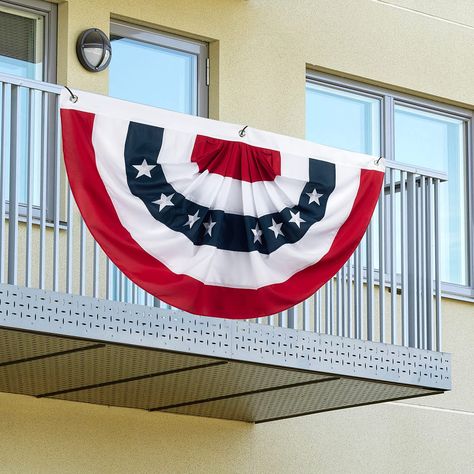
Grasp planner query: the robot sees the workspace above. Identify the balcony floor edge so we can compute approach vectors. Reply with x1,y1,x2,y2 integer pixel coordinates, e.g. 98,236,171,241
0,284,450,423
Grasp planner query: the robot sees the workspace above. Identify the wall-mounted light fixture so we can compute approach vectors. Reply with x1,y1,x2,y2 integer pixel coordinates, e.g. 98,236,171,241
76,28,112,72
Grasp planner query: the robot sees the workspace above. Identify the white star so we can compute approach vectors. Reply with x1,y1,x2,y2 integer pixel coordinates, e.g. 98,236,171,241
288,210,305,228
185,210,200,229
133,159,156,178
306,187,323,205
268,218,284,238
251,223,263,244
153,193,174,211
203,217,216,236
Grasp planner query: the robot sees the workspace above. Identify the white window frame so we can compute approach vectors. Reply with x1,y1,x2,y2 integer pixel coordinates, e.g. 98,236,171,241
306,71,474,301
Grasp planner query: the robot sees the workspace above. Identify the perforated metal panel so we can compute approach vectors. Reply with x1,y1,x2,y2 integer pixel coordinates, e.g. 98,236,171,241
232,325,451,389
0,285,451,390
52,361,332,409
162,378,438,423
0,329,221,396
0,284,450,423
0,329,95,364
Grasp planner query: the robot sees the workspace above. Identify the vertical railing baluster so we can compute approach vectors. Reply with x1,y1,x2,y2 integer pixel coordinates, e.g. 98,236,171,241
366,222,374,341
52,94,60,291
389,168,397,345
93,241,99,298
354,251,358,339
106,258,113,300
378,190,385,343
303,298,310,331
116,270,122,301
415,176,420,347
407,173,417,348
434,179,441,351
336,270,342,336
139,287,146,306
327,279,334,335
7,85,20,285
287,306,297,329
400,171,408,346
39,91,47,289
146,291,154,307
133,282,138,305
278,310,288,328
346,258,352,338
129,282,134,305
79,217,86,295
0,83,8,284
287,305,296,329
314,292,321,333
66,185,73,293
120,272,126,303
341,264,346,337
417,175,423,348
25,89,34,287
133,284,138,305
420,175,427,349
355,246,362,339
425,177,433,350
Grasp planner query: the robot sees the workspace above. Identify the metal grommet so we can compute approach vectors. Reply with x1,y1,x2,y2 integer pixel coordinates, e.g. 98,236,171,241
64,86,78,103
239,125,248,137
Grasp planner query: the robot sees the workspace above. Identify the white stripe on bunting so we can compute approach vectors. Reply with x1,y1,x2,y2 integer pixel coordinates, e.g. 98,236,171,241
92,114,360,288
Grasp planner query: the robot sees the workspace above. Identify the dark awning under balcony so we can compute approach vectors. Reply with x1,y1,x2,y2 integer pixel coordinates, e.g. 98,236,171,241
0,284,449,423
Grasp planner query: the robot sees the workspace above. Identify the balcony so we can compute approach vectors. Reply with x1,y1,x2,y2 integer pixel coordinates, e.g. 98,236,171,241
0,73,450,423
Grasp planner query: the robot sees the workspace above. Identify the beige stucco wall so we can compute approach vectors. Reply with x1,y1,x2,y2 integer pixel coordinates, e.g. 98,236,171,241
1,387,473,474
1,0,474,472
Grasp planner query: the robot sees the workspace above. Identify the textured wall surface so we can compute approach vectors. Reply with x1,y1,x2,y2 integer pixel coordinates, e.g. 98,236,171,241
0,390,473,474
2,0,474,472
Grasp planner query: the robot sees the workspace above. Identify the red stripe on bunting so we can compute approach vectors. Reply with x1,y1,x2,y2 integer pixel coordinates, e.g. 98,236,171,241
61,109,383,318
191,135,281,182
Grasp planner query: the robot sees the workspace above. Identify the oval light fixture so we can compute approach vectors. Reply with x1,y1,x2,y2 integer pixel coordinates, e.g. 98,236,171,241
76,28,112,72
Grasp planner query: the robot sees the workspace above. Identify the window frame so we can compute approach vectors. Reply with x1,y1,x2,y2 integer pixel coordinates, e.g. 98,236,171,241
0,0,57,83
0,0,57,225
110,19,208,118
306,70,474,301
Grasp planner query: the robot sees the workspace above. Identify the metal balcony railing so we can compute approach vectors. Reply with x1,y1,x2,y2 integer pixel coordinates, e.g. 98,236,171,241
0,73,445,352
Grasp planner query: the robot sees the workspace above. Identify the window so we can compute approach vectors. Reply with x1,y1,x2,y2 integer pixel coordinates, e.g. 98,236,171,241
0,0,56,208
0,0,56,81
108,21,208,303
306,82,380,156
109,20,208,115
306,72,472,297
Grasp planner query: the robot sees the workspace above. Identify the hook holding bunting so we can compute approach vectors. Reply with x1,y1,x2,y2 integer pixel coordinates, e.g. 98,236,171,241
64,86,78,103
239,125,248,137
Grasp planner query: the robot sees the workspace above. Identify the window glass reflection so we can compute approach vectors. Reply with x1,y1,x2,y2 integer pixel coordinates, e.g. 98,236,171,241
109,36,197,114
306,83,381,156
0,7,44,206
395,105,467,285
0,9,44,80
